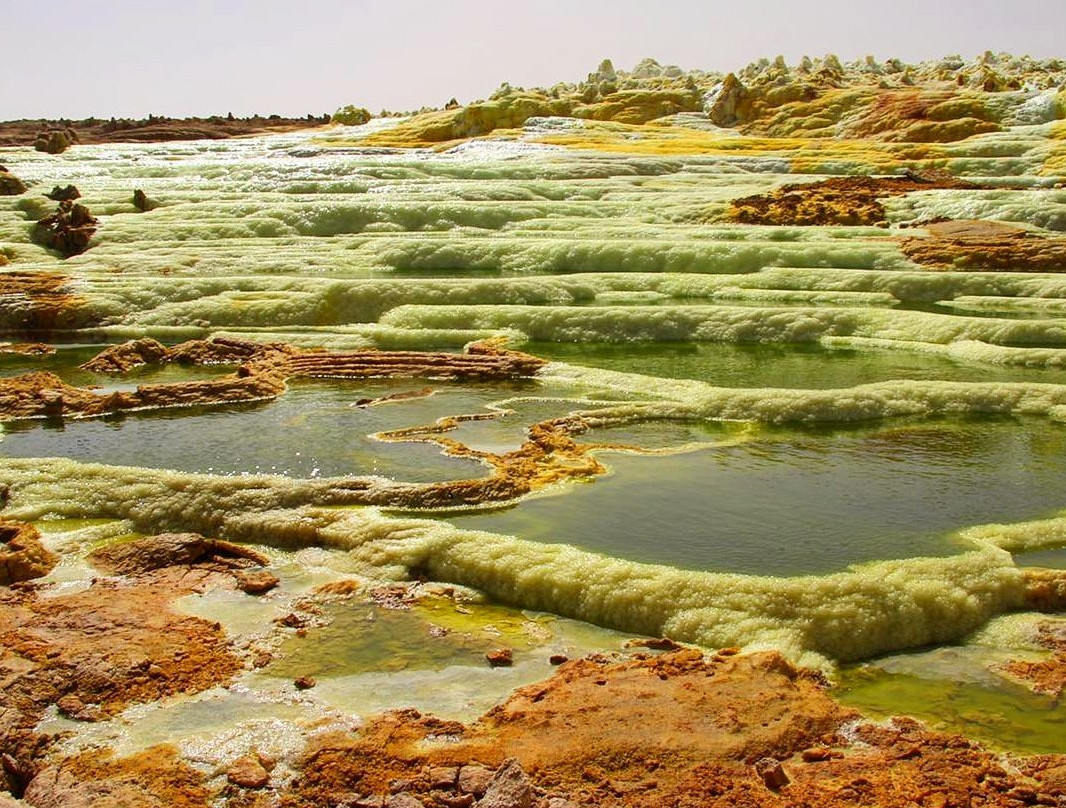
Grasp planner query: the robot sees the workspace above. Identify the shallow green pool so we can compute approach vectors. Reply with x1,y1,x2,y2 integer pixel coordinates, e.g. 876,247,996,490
443,416,1066,575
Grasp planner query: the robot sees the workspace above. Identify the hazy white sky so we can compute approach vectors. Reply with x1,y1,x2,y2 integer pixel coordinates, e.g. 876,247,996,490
4,0,1065,119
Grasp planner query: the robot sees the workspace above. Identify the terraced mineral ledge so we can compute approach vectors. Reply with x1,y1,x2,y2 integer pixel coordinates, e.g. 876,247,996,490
1,51,1065,806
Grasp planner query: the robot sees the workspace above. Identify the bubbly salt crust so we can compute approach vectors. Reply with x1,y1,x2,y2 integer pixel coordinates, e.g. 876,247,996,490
2,118,1066,670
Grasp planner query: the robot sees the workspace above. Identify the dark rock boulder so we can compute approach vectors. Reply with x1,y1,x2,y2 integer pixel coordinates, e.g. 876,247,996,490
132,188,158,211
33,127,78,154
0,166,27,196
31,200,98,257
45,185,80,202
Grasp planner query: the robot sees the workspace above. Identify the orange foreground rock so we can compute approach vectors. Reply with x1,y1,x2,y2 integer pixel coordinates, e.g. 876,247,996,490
901,219,1066,271
0,530,266,796
271,649,1066,808
727,170,979,226
1,526,1063,806
998,620,1066,698
0,520,57,585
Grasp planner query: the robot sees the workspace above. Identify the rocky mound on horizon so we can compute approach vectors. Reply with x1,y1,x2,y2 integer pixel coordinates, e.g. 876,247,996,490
349,52,1066,148
0,114,332,149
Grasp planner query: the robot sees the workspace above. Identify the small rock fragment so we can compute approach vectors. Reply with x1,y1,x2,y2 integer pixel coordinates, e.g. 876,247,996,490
133,189,158,211
625,637,682,651
753,757,789,791
55,695,85,718
428,766,459,789
277,612,307,628
227,755,270,788
456,765,494,797
294,675,316,690
548,654,568,665
235,569,279,595
478,759,532,808
801,746,842,762
485,648,513,668
386,794,424,808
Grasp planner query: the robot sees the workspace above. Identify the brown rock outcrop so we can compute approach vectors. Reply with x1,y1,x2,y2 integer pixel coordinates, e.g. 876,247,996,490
277,647,1065,807
0,115,331,148
0,272,83,332
44,185,80,202
88,532,269,576
33,129,76,154
0,342,56,357
997,619,1066,697
0,520,58,585
0,167,26,196
226,755,271,789
31,200,98,257
728,170,980,226
23,746,209,807
0,554,245,789
901,219,1066,271
0,338,544,425
132,189,158,212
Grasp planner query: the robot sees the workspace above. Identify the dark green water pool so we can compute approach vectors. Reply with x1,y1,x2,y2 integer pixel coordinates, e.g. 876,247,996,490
442,416,1066,575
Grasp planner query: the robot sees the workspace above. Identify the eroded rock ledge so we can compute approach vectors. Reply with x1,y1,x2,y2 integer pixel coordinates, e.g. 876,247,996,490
901,219,1066,271
0,338,609,509
0,530,269,798
0,273,84,332
727,170,980,226
0,337,545,422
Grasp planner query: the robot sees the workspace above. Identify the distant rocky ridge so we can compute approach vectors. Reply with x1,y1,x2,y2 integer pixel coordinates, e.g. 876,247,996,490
0,113,332,149
346,53,1066,148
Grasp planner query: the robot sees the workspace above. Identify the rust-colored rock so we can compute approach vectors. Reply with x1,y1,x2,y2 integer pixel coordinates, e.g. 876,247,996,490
478,758,532,808
275,650,1065,808
227,755,271,789
0,167,27,196
235,569,280,595
0,342,56,357
22,746,209,807
728,171,980,226
31,200,98,257
456,765,494,797
0,272,84,332
753,757,790,790
0,559,243,787
0,520,58,585
294,675,317,690
485,648,514,668
901,219,1066,271
997,619,1066,697
88,532,269,576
